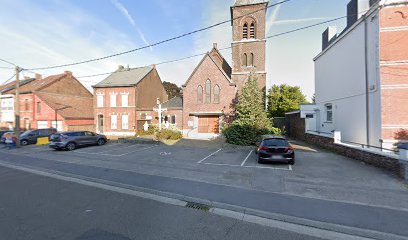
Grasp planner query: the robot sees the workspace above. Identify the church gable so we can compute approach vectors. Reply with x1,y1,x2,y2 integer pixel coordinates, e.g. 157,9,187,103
183,50,233,88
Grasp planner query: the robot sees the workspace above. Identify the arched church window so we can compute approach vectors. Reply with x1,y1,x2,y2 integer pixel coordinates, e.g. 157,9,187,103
213,85,220,104
250,22,255,38
249,53,254,66
197,85,203,104
205,80,211,103
243,53,247,66
243,23,248,39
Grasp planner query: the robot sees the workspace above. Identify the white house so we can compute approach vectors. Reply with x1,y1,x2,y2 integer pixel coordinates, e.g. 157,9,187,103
302,0,408,149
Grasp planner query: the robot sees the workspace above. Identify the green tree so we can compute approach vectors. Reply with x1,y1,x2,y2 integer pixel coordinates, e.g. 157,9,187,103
234,74,271,130
163,81,182,99
267,84,308,118
224,74,280,146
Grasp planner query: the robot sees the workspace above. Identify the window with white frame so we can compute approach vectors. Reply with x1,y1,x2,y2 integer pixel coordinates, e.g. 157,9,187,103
97,95,104,108
122,115,129,129
111,115,117,129
121,94,128,107
110,94,117,107
326,104,333,122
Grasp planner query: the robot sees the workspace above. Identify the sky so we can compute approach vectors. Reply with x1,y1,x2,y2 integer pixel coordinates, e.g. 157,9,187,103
0,0,350,99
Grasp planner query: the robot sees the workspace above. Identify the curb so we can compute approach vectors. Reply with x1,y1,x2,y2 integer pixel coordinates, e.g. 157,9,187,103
0,160,407,240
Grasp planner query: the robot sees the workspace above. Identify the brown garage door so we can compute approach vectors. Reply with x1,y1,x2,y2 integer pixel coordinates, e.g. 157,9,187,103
198,116,219,133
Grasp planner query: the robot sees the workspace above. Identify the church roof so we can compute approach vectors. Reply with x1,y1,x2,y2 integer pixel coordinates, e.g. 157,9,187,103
233,0,267,7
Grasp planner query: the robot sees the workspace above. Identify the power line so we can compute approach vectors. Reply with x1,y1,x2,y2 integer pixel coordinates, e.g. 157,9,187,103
26,0,291,71
0,66,14,69
0,58,16,67
2,73,17,85
73,15,348,81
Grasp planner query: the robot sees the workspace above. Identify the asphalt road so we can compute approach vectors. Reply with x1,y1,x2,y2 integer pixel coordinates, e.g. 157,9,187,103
0,166,323,240
0,150,407,238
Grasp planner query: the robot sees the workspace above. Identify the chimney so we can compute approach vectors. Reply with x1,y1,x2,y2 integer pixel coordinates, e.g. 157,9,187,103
347,0,370,27
151,64,156,69
35,73,42,80
322,26,337,50
213,43,218,49
64,71,72,77
118,65,124,71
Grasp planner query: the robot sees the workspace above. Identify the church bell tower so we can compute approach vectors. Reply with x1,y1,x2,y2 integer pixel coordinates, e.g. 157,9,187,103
230,0,268,91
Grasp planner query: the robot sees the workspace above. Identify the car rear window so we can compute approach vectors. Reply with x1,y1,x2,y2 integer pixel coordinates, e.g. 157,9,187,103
263,138,288,147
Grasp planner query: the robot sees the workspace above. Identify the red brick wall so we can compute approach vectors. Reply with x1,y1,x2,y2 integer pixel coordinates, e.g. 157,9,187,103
32,94,68,131
94,87,137,133
231,3,267,91
182,54,236,132
379,5,408,141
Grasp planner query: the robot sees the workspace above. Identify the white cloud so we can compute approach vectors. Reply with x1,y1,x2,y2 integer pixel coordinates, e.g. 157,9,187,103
266,1,283,34
0,0,157,89
111,0,153,51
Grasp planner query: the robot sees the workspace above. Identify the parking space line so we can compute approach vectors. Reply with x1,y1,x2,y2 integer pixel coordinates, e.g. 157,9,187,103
241,150,253,166
202,162,291,171
197,148,223,164
289,164,292,171
75,143,139,154
116,145,159,157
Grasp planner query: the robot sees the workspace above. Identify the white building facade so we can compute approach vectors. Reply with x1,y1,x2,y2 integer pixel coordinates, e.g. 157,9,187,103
303,0,408,149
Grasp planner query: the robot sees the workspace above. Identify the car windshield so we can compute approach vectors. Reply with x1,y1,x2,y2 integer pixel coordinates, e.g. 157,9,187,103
263,138,288,147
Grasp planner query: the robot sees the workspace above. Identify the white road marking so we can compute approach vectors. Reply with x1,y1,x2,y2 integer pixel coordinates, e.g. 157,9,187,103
288,164,293,171
73,145,158,157
202,162,291,171
116,145,158,157
197,148,223,164
76,144,143,154
241,150,253,166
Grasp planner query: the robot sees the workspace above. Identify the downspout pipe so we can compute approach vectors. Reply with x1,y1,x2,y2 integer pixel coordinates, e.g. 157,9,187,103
364,13,370,147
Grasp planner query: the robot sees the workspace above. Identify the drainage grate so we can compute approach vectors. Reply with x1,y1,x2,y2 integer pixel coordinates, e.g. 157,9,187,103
185,202,211,212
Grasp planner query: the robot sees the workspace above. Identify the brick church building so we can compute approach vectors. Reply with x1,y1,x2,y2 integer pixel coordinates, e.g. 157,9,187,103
182,0,268,138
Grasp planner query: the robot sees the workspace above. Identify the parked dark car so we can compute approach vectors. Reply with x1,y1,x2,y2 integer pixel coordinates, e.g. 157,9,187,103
20,128,57,146
49,131,107,151
256,135,295,165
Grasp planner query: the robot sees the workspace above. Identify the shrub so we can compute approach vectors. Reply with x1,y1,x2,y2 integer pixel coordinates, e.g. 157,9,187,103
223,123,281,146
156,129,182,141
137,125,158,136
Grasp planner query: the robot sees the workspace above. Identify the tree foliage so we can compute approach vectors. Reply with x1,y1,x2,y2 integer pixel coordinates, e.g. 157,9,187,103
163,81,182,99
224,74,280,145
234,74,271,130
267,84,308,118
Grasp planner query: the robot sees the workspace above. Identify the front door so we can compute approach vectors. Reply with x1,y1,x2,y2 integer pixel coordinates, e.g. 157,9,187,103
198,116,219,134
98,115,104,133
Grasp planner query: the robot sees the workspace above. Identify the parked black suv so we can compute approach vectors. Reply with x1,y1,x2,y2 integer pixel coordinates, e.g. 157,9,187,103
49,131,107,151
20,128,57,146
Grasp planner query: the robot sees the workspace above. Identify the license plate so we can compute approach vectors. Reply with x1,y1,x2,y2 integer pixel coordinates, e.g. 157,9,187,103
271,155,281,159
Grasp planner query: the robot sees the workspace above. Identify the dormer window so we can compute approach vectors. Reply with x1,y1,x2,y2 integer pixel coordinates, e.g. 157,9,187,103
243,23,248,39
250,22,255,38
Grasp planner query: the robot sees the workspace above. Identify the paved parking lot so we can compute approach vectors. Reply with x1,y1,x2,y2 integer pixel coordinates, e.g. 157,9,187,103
0,139,407,210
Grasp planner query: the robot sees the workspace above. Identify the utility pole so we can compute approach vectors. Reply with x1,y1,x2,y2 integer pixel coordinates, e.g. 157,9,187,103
14,66,21,147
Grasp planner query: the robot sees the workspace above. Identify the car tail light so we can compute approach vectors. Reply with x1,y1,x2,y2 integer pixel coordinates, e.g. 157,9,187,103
259,146,268,151
285,147,294,154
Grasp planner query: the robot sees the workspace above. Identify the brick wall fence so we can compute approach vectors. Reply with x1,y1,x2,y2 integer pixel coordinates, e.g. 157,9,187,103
285,112,405,178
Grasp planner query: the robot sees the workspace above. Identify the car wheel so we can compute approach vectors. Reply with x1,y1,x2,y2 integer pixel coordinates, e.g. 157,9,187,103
20,140,29,146
66,142,76,151
97,139,106,146
289,159,295,165
257,158,263,164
